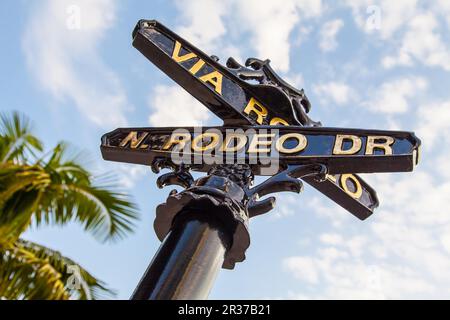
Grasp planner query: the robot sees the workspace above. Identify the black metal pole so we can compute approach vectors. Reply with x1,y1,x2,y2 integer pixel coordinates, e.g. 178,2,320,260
131,212,231,300
129,164,324,300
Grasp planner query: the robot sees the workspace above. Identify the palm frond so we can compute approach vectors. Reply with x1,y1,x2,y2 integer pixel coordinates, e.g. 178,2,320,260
41,144,138,241
34,180,138,242
0,111,139,299
0,111,43,163
0,145,139,244
0,239,115,300
0,163,50,247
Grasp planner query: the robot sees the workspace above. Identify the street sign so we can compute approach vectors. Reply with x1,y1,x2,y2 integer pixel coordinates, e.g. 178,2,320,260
105,19,423,298
132,20,382,219
101,126,419,175
132,19,315,126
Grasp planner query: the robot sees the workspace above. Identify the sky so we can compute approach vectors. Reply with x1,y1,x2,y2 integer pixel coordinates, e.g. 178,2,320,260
1,0,450,299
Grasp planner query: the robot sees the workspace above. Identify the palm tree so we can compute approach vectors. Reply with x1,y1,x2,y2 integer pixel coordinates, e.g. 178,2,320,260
0,111,139,299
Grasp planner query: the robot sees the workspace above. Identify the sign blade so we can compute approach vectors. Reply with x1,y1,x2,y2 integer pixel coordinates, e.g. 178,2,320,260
302,175,378,220
131,19,382,219
101,126,420,177
131,19,414,220
132,20,251,125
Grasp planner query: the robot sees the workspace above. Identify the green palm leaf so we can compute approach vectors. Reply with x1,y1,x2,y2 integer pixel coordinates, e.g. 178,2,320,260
0,239,114,300
36,143,139,242
0,111,140,299
0,163,49,247
0,111,43,163
0,143,139,244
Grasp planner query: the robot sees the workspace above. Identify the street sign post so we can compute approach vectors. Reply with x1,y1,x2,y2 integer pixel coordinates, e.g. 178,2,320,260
133,20,386,220
101,19,421,300
102,126,419,174
131,20,380,220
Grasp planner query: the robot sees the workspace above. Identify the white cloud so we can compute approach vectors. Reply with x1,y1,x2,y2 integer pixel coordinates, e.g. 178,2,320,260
281,165,450,298
362,77,427,114
374,0,419,39
117,164,148,189
434,0,450,29
346,0,450,71
283,74,305,90
283,256,320,284
416,101,450,149
283,238,439,298
22,0,130,128
148,85,210,126
345,1,450,72
174,0,229,52
313,81,355,106
303,195,352,228
382,13,450,71
173,0,323,73
345,0,420,39
150,0,324,127
440,232,450,255
319,19,344,52
273,84,450,298
270,194,301,219
235,0,323,72
320,233,343,245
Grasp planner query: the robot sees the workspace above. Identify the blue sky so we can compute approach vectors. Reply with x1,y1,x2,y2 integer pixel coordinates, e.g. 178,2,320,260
2,0,450,299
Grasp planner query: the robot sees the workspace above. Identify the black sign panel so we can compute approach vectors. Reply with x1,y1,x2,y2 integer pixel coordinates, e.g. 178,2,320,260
132,20,383,219
133,20,292,126
101,126,420,177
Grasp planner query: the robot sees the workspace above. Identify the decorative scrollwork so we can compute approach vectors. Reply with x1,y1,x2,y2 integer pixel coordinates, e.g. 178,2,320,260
226,57,321,127
246,164,328,217
151,158,194,189
154,162,328,269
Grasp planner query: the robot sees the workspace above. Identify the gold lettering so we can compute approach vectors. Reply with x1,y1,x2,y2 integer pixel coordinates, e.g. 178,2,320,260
199,71,223,95
340,174,363,199
192,133,220,152
248,133,275,153
162,133,191,150
269,117,289,126
365,136,394,155
220,133,247,152
275,133,307,154
119,131,149,149
188,59,206,75
172,41,197,63
243,98,268,125
326,174,337,183
333,134,362,155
